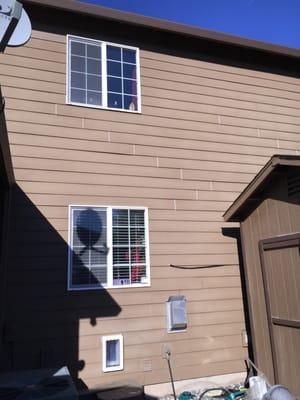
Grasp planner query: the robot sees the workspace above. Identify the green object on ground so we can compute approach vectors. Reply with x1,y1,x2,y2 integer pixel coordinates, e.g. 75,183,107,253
178,391,197,400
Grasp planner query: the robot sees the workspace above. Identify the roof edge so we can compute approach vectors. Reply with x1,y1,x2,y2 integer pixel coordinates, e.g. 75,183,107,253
22,0,300,60
223,155,300,222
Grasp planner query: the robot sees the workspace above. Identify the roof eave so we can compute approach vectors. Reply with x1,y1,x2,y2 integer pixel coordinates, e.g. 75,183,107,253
223,155,300,222
21,0,300,61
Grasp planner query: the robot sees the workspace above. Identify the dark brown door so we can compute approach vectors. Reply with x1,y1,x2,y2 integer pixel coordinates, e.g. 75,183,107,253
260,234,300,397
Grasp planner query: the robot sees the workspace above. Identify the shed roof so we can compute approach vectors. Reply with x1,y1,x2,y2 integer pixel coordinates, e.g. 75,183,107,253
22,0,300,62
223,155,300,222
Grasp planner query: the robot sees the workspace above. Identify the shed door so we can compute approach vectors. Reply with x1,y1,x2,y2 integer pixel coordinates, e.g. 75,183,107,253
260,234,300,396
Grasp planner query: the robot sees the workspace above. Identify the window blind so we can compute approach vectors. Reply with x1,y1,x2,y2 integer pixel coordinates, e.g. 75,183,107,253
112,209,146,285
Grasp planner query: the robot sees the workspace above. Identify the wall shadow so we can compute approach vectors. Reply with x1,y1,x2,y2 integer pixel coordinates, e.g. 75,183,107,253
26,3,300,79
1,184,121,387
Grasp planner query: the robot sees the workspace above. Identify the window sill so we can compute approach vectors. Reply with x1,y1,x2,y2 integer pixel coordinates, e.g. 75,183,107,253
167,328,187,334
103,366,124,373
68,282,151,291
66,99,142,114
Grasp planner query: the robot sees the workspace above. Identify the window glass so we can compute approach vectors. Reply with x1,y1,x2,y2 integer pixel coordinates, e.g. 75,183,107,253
70,207,107,288
107,61,122,77
124,95,137,111
123,48,136,64
87,58,101,75
69,207,148,289
102,335,123,372
106,339,120,367
107,77,122,93
108,93,122,109
123,79,137,95
123,63,136,79
113,209,128,226
71,41,85,56
107,45,121,61
70,89,86,104
87,44,101,59
69,39,102,106
71,55,85,73
112,208,146,286
68,37,139,112
87,75,101,91
71,72,85,89
113,227,129,245
87,91,101,106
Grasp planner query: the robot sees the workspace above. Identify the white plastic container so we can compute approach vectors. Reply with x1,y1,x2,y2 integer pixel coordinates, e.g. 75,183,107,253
249,376,268,400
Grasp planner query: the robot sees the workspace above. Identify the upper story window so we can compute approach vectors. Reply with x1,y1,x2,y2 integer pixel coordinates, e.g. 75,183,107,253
67,35,141,112
68,206,150,290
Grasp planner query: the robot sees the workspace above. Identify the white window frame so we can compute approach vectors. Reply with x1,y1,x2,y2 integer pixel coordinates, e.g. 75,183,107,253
66,35,142,113
68,205,150,290
102,334,124,372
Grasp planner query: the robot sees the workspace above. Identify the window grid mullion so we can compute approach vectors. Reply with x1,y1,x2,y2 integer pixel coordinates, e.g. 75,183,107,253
69,207,74,289
84,43,87,104
121,48,124,109
102,42,108,108
107,207,113,287
128,209,131,284
68,40,72,104
88,208,91,284
136,47,142,112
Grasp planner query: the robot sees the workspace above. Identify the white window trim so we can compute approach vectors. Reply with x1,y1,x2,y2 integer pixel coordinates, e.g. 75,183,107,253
67,205,151,291
102,334,124,372
66,34,142,113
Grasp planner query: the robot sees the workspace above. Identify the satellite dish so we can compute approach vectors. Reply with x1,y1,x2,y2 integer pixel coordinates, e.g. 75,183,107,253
8,7,31,47
0,0,31,51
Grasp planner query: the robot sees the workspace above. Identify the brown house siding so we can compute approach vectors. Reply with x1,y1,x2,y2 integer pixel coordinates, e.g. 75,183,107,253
2,20,300,387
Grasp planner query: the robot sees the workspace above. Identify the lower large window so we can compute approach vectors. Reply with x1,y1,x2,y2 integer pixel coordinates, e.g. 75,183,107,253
68,206,150,289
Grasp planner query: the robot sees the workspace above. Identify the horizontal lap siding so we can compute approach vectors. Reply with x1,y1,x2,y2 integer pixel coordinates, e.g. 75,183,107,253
2,29,300,387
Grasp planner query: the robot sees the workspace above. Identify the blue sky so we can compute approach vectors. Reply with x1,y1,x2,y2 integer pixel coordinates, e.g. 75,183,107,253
79,0,300,49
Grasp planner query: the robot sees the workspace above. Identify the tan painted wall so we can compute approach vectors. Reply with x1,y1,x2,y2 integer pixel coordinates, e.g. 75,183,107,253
2,23,300,388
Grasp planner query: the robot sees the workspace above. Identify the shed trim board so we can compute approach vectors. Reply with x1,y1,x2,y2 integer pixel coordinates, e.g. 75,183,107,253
262,234,300,251
259,234,300,387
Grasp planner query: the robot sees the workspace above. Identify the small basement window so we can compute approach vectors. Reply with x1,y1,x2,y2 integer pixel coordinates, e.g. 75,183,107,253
166,296,187,333
102,334,123,372
67,35,141,112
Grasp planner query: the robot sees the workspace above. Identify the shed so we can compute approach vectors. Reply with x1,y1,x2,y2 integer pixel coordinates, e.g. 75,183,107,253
224,155,300,397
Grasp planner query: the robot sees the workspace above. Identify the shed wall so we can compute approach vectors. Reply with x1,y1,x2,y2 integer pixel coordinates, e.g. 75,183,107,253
2,18,300,387
240,175,300,383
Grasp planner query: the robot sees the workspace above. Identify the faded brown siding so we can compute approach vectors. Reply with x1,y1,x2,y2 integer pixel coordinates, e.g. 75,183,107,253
2,25,300,387
240,176,300,384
